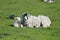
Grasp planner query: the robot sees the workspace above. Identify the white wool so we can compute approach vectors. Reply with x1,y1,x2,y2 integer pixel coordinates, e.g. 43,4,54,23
13,20,20,28
13,17,23,28
44,0,47,2
49,0,53,3
38,15,51,27
44,0,53,3
25,15,41,28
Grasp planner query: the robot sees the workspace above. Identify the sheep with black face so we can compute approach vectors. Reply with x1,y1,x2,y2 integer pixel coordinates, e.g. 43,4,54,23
22,13,41,28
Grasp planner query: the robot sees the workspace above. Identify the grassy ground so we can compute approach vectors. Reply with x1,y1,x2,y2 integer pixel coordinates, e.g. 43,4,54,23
0,0,60,40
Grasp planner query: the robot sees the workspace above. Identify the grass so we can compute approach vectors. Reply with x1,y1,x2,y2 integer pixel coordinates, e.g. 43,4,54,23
0,0,60,40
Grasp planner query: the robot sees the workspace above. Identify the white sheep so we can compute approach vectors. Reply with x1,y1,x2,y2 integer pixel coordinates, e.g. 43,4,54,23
13,17,23,28
44,0,54,3
38,15,51,28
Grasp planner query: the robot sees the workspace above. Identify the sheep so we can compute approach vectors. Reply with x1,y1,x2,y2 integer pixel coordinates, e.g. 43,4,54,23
13,17,23,28
22,13,41,28
44,0,54,3
38,15,51,28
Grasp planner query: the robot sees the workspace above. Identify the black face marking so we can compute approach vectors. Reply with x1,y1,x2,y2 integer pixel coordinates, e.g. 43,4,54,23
22,13,29,26
23,13,28,19
24,13,27,16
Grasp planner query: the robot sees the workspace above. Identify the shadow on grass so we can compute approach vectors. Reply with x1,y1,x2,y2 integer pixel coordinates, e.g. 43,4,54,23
9,24,15,28
6,14,17,19
0,33,10,39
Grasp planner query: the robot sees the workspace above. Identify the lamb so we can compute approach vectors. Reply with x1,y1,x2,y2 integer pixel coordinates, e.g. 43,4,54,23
13,17,23,28
38,15,51,28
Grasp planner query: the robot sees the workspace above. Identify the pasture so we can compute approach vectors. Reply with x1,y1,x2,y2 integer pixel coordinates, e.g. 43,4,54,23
0,0,60,40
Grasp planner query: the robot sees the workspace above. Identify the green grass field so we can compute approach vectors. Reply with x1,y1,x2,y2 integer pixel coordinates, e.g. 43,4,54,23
0,0,60,40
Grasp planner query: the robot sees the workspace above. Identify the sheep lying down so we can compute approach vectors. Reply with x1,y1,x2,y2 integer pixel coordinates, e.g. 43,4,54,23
24,15,51,28
13,14,51,28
